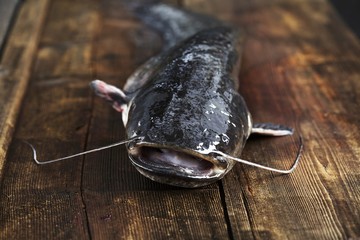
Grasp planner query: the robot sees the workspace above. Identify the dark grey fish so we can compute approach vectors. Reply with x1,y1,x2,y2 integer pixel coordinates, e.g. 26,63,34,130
90,3,302,187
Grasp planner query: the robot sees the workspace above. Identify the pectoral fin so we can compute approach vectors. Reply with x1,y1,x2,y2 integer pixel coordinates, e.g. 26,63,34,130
251,123,294,136
90,80,128,112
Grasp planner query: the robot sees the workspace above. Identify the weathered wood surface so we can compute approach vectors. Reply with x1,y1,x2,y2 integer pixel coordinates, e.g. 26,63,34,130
0,0,359,239
0,0,50,179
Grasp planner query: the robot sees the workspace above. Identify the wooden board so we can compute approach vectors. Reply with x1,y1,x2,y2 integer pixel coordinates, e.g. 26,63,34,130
0,0,50,179
0,0,359,239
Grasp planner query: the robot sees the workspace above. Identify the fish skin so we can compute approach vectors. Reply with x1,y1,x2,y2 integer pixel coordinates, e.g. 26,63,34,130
122,3,225,94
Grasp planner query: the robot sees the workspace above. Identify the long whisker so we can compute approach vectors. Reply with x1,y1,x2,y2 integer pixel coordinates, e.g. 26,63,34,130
215,135,303,174
24,137,142,165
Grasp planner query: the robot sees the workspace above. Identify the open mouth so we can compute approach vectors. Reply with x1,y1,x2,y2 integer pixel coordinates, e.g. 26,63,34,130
127,144,229,187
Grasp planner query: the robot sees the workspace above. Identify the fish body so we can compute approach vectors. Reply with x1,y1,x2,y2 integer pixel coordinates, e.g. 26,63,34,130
126,27,250,187
91,4,295,187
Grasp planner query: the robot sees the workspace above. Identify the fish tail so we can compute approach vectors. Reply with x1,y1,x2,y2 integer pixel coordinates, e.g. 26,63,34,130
124,2,223,49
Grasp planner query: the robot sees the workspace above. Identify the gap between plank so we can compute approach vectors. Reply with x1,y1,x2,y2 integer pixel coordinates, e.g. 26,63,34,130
78,7,103,237
219,181,235,240
80,97,95,240
240,183,257,239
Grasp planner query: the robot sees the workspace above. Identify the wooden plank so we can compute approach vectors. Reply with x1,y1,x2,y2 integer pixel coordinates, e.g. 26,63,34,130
0,0,50,179
0,0,20,54
186,0,360,239
0,0,98,238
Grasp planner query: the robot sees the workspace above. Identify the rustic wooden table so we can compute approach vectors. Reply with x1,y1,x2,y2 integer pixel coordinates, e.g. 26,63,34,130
1,0,359,239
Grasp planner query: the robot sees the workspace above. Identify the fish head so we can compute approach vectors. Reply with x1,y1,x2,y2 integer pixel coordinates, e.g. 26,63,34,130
123,80,251,188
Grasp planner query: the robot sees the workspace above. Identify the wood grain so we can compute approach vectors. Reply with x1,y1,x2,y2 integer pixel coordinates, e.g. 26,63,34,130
0,0,50,180
0,0,97,238
0,0,359,239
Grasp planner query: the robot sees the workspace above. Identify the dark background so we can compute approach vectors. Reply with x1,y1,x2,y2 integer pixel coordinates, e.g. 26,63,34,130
329,0,360,37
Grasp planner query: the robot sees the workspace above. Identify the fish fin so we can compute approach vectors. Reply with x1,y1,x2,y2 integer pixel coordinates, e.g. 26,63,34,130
90,80,128,112
251,123,294,136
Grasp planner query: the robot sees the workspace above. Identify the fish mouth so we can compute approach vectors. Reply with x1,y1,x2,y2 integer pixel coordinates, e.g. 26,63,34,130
127,143,231,188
